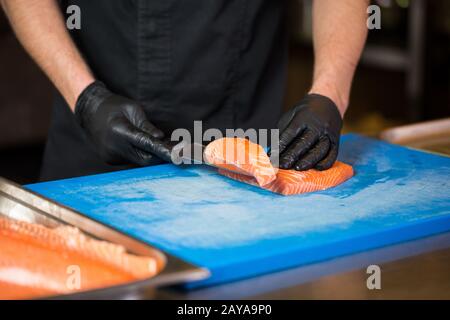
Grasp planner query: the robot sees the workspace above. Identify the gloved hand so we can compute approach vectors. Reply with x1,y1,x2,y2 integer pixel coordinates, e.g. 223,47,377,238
75,81,172,166
277,93,343,171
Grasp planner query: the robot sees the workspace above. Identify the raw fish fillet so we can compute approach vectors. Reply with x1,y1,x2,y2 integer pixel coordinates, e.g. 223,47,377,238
207,137,353,195
219,161,354,196
0,217,160,299
204,137,277,186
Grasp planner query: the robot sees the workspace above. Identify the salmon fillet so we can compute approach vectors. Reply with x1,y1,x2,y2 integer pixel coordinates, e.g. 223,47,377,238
204,137,277,187
207,137,353,195
0,217,160,299
219,161,354,196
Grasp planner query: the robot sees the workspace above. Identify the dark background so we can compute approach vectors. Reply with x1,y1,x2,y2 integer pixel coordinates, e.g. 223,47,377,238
0,0,449,184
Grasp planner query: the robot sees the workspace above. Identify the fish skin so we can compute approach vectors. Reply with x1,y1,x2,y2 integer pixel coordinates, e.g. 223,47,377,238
204,137,277,187
0,217,159,299
219,161,354,196
206,137,353,196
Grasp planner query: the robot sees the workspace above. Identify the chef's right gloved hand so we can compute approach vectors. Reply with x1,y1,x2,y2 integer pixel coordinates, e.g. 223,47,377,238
75,81,172,166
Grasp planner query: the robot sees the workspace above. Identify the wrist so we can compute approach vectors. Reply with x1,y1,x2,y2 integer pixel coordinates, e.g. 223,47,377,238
299,93,343,128
66,74,96,111
309,82,348,118
74,81,112,127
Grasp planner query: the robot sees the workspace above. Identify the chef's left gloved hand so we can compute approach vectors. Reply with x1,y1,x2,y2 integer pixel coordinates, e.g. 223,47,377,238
277,94,343,171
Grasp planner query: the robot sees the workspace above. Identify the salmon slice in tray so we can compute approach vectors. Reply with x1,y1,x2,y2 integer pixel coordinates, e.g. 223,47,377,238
0,217,160,299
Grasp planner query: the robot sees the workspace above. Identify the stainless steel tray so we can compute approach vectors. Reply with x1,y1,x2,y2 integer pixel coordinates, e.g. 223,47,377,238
0,177,209,299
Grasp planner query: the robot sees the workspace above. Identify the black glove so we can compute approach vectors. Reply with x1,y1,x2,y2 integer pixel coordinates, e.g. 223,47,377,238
277,93,343,171
75,81,172,166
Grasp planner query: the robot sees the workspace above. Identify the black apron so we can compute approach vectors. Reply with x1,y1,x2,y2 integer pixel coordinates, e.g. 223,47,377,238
40,0,288,181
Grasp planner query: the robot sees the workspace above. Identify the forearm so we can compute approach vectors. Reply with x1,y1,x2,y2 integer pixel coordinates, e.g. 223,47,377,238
310,0,369,116
1,0,94,110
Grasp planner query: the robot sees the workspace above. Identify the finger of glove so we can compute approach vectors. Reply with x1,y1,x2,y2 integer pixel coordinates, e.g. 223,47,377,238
120,122,172,162
279,129,320,169
123,102,165,139
315,143,338,171
127,147,155,166
294,136,330,171
278,123,306,155
139,120,165,139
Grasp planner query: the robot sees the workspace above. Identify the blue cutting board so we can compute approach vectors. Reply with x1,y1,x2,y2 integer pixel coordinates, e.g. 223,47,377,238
26,134,450,288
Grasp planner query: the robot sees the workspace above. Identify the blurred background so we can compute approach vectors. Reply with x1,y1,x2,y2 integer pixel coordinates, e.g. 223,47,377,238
0,0,449,184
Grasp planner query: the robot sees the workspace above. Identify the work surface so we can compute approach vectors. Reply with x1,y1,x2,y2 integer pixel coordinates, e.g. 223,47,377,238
27,134,450,288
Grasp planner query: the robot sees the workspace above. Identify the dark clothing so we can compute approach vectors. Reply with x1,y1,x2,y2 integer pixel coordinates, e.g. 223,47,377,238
41,0,288,181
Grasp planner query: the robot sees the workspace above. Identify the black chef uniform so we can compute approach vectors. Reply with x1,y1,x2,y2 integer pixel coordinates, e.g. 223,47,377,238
40,0,288,181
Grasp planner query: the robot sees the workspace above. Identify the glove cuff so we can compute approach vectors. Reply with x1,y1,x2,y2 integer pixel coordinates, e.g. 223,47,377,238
74,81,112,127
302,93,342,119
